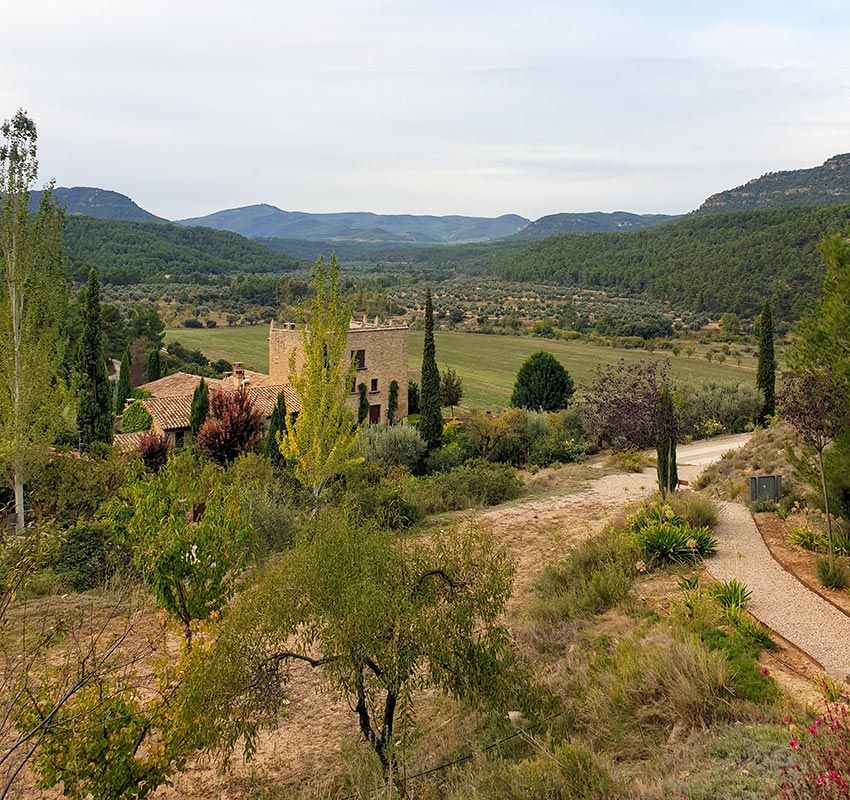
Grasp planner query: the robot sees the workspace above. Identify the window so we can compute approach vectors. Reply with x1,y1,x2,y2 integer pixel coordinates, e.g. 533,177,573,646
370,378,378,393
352,349,366,370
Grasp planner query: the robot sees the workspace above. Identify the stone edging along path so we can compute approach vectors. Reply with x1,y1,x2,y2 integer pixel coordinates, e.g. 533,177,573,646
705,501,850,678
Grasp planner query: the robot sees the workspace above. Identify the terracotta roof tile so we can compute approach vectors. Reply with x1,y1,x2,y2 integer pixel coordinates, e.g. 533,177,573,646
139,371,224,398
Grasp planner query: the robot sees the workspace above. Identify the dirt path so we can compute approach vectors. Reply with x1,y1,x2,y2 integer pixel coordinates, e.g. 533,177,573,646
475,433,751,610
706,502,850,678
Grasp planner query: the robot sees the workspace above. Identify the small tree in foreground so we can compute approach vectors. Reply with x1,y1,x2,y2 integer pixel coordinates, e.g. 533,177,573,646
780,370,849,565
196,388,263,466
656,387,678,496
419,288,443,450
440,365,463,419
357,382,369,424
510,351,574,412
181,511,543,790
280,256,360,505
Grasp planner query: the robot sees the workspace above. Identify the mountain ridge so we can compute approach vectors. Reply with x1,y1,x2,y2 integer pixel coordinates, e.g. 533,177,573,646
29,186,166,223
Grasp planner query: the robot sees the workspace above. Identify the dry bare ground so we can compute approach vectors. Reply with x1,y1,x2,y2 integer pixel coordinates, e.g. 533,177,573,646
14,435,753,799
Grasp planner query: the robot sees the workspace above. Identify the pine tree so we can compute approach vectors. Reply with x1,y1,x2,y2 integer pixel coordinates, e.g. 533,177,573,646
656,387,678,496
265,389,287,467
147,348,162,382
189,378,209,437
756,300,776,424
419,288,442,450
510,351,574,412
387,380,399,425
76,268,113,450
114,345,132,414
358,383,369,424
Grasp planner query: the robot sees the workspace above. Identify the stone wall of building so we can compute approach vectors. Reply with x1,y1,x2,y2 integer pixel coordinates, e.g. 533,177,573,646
268,319,409,422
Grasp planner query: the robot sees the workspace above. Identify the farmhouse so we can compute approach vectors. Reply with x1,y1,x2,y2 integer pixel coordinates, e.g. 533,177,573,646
115,318,409,449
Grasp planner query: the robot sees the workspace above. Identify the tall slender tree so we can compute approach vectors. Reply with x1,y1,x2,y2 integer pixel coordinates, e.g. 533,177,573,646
76,268,113,451
189,378,209,437
265,389,287,467
357,383,369,424
387,380,399,425
756,300,776,424
0,110,70,531
419,288,442,451
656,386,678,496
147,348,162,382
114,345,132,414
280,256,360,506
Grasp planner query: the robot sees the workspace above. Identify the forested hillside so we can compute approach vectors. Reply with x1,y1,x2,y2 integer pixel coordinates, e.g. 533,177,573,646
29,186,166,223
696,153,850,213
511,211,676,239
62,217,301,284
495,204,850,319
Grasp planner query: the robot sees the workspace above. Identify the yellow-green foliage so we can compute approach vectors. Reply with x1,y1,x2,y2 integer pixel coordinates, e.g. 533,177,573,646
606,448,648,473
280,256,361,503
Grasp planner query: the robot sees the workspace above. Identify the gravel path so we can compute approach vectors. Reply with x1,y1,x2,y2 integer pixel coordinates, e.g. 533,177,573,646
706,502,850,677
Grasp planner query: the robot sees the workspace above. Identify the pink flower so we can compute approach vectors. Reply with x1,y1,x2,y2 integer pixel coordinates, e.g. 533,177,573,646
790,736,800,750
809,724,820,735
761,667,770,676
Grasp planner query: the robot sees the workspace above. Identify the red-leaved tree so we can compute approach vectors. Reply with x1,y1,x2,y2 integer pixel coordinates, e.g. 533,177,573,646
137,431,170,473
195,388,263,466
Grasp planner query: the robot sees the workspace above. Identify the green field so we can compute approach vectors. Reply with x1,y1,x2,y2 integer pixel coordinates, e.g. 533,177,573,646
166,326,754,410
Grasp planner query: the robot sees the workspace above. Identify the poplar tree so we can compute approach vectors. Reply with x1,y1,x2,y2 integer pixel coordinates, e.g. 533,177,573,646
114,345,132,414
147,348,162,382
189,378,209,437
281,255,360,506
76,268,113,451
0,110,70,531
264,389,287,467
756,300,776,424
419,288,442,451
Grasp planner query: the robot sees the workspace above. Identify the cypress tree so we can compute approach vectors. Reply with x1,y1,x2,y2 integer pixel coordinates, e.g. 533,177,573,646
114,345,132,414
357,383,369,424
419,288,443,450
147,348,162,382
77,268,113,450
756,300,776,424
387,380,399,425
189,378,209,437
656,387,678,496
265,389,287,466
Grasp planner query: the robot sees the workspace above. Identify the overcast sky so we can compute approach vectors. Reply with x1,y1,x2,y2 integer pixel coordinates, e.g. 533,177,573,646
3,0,849,220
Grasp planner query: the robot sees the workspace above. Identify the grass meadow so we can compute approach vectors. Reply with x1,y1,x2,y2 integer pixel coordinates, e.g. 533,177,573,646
165,326,755,410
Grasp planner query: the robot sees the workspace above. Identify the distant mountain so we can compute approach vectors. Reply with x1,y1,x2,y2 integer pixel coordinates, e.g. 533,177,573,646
512,211,676,240
696,154,850,214
177,204,530,243
29,186,166,223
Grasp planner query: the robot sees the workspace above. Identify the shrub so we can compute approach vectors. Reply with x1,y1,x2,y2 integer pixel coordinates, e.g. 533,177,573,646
709,579,752,611
529,430,587,467
750,497,778,513
667,492,719,529
607,449,647,473
196,388,264,466
424,442,466,474
137,431,169,473
358,424,426,472
470,741,623,800
406,461,523,515
635,521,717,565
41,520,123,591
816,557,850,589
788,526,827,552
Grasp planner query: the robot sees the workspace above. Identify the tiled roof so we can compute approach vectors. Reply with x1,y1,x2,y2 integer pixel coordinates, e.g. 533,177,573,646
114,431,147,452
142,384,299,431
139,371,223,398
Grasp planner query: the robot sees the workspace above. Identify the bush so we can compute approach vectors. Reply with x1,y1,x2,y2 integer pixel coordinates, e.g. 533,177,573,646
470,741,623,800
788,526,827,552
816,557,850,589
41,520,123,591
709,579,752,611
424,442,466,474
406,461,523,515
358,424,426,472
137,431,169,473
675,381,761,439
607,449,647,473
667,492,719,529
636,521,717,565
121,400,152,433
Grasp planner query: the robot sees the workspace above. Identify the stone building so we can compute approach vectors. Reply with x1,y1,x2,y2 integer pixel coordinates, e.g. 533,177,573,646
269,317,409,425
114,318,409,449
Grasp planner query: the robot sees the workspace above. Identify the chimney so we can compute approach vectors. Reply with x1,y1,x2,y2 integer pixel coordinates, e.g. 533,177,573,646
233,361,245,387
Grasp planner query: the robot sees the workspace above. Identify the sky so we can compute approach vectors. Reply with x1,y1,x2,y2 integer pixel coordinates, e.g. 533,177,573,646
3,0,850,221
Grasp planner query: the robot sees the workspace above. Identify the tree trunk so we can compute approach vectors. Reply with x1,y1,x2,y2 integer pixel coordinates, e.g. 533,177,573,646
819,448,835,569
13,470,24,534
